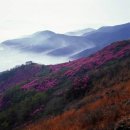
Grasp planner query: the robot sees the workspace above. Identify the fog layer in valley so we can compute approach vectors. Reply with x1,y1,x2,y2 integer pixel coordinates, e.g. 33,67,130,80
0,47,69,72
1,23,130,72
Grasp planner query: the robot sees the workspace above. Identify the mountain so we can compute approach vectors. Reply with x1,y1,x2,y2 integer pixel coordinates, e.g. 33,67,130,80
72,23,130,59
1,23,130,62
0,40,130,130
65,28,95,36
1,30,94,56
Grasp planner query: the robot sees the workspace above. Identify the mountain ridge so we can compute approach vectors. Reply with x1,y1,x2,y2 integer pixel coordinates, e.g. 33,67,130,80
72,23,130,59
65,28,95,36
1,23,130,62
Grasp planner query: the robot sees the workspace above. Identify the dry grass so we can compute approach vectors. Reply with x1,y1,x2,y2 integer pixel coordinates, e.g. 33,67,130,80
23,80,130,130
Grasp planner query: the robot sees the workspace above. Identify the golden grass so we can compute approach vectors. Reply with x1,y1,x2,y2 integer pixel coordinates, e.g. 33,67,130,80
23,80,130,130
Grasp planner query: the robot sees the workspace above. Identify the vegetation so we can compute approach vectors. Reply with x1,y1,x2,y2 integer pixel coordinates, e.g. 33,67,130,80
0,87,50,130
0,40,130,130
24,80,130,130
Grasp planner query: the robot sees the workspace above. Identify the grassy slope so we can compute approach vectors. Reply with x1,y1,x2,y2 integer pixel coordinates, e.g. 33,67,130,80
0,40,130,130
23,56,130,130
23,80,130,130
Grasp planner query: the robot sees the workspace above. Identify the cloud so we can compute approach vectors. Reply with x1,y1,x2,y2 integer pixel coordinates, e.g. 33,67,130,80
0,47,69,72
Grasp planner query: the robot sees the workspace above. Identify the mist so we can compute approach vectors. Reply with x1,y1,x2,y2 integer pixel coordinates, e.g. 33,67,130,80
0,47,69,72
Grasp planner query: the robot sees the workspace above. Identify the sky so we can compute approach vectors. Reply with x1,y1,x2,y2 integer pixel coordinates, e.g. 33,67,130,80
0,0,130,42
0,0,130,71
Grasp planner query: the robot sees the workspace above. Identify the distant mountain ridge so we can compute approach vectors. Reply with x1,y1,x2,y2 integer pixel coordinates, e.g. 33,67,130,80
1,30,94,56
65,28,95,36
1,23,130,61
72,22,130,59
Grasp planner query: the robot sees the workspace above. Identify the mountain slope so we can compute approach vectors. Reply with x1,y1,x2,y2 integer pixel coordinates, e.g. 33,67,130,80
72,23,130,59
1,40,130,92
0,40,130,130
24,79,130,130
1,31,94,56
23,40,130,130
0,64,43,92
1,23,130,61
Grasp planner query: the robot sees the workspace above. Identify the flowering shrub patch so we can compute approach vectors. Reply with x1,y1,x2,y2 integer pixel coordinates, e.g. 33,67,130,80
21,79,38,90
21,78,57,91
73,76,90,90
37,78,57,91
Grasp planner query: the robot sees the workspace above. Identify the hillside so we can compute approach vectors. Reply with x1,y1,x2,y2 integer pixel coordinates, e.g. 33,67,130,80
1,31,94,56
72,23,130,59
1,23,130,68
0,40,130,130
23,79,130,130
0,64,43,92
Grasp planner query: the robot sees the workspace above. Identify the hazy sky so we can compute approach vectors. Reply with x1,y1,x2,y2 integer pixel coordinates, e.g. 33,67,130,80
0,0,130,42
